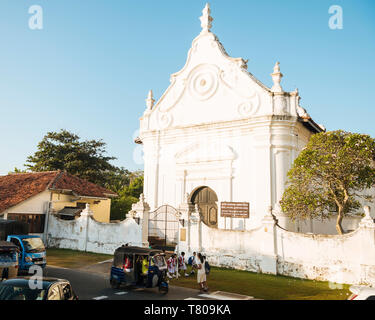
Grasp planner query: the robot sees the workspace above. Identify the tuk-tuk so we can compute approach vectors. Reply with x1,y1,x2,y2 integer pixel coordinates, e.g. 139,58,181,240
0,241,19,281
110,245,168,294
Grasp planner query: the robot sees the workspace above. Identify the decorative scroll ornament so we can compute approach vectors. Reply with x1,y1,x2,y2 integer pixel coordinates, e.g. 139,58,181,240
296,105,311,120
238,95,260,117
157,112,173,129
200,3,213,33
188,65,219,101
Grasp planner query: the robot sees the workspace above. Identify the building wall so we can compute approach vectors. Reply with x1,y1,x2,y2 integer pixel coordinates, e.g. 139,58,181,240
1,191,112,238
50,192,111,223
2,190,51,218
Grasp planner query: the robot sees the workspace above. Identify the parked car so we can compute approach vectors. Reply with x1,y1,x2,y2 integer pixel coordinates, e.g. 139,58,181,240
0,277,78,300
348,285,375,300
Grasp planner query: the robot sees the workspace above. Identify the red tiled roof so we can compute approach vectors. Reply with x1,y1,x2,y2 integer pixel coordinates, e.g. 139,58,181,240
0,171,117,213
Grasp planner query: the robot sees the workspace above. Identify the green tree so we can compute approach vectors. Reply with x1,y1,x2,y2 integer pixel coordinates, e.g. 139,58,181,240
25,129,116,186
110,176,144,221
280,130,375,235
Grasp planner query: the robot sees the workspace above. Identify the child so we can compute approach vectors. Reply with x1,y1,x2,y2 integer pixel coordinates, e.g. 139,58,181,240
178,252,189,277
167,254,176,278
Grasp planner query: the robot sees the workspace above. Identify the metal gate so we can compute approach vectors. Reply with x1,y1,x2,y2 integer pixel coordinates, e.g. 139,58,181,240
148,205,180,251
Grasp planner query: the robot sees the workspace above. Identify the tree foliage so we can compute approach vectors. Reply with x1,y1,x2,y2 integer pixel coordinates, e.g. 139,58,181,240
25,129,116,186
24,129,144,220
280,130,375,234
110,175,144,221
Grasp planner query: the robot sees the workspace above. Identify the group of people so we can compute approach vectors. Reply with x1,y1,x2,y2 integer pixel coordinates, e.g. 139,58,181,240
166,251,210,293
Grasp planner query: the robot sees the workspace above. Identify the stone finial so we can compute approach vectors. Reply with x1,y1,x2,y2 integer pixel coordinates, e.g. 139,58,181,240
81,203,93,217
359,206,375,229
271,61,284,93
145,90,155,110
131,193,150,213
200,3,213,33
364,206,371,220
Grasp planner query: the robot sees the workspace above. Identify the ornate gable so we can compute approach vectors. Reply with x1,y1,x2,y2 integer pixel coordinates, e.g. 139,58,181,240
139,4,323,134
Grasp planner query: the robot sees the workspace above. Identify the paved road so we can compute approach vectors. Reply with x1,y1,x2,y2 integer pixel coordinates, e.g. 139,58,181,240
44,265,212,300
43,263,256,300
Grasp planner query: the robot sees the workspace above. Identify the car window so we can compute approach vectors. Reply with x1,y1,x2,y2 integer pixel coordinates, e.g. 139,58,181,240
10,238,22,250
60,283,72,300
366,295,375,300
47,285,62,300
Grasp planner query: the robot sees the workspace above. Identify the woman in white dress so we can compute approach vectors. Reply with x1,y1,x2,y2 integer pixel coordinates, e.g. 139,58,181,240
196,253,208,293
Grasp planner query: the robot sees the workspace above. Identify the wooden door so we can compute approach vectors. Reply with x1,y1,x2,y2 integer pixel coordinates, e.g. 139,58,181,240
191,187,218,228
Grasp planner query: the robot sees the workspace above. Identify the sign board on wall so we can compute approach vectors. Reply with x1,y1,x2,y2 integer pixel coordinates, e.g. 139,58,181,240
220,202,249,218
180,228,186,241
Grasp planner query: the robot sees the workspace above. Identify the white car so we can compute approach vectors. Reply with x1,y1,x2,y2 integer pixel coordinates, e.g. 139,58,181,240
348,286,375,300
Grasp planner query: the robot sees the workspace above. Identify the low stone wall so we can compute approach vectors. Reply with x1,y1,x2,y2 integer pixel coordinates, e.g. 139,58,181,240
178,207,375,286
46,205,142,255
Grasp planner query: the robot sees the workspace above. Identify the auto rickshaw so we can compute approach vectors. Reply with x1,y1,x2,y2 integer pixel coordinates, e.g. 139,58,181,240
0,241,19,281
110,245,169,294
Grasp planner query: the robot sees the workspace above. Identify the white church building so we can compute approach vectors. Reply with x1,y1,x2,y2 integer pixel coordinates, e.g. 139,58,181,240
136,4,361,236
41,4,375,286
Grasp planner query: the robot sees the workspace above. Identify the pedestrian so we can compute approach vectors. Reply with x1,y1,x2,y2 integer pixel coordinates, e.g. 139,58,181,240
178,252,189,277
203,255,210,276
188,252,197,276
167,254,176,278
172,254,178,278
196,253,208,293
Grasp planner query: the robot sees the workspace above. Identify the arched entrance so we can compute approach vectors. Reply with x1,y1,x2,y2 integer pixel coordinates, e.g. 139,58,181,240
191,186,218,228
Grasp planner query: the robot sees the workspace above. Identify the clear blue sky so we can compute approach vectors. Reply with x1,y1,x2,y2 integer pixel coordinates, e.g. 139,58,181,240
0,0,374,174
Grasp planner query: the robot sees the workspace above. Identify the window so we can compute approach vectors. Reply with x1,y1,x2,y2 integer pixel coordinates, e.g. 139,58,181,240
47,285,61,300
10,238,22,250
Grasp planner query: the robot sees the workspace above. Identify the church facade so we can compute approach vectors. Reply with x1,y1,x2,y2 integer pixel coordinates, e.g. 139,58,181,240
136,4,357,235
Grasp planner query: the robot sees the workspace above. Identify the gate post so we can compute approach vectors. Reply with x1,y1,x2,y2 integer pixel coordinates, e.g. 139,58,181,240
358,206,375,285
132,194,150,248
187,204,201,254
260,206,278,275
179,193,195,253
80,203,94,252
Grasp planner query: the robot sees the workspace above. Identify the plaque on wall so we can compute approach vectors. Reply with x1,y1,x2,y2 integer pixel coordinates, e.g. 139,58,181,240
220,202,249,218
180,228,186,241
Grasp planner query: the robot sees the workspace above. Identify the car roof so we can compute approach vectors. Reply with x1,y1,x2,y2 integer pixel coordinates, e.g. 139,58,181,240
16,235,42,239
0,277,69,289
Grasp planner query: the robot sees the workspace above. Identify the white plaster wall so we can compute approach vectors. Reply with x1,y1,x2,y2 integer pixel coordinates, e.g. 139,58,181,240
178,214,375,286
47,214,142,255
2,190,50,217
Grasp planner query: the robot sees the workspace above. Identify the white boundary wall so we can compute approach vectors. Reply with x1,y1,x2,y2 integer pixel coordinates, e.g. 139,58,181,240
178,206,375,286
46,204,142,255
